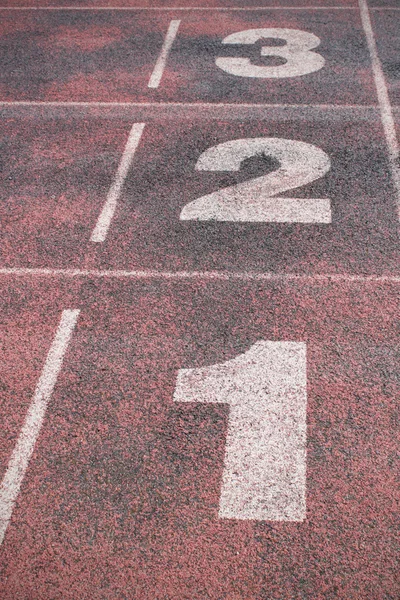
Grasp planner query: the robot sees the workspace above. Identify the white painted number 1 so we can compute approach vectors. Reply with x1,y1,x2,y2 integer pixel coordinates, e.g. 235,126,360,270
174,341,307,521
216,29,325,78
181,138,331,223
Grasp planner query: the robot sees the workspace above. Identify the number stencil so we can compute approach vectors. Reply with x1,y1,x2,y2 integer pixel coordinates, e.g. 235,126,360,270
181,137,331,223
174,341,307,521
216,29,325,79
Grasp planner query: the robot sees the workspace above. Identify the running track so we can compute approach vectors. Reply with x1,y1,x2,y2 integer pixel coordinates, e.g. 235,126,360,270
0,1,399,598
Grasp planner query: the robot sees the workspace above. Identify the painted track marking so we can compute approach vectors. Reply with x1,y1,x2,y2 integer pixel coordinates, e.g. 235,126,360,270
0,102,379,109
0,6,362,11
359,0,400,221
174,341,307,521
181,137,331,223
0,268,398,283
0,309,80,545
148,20,181,89
90,123,145,243
216,29,324,79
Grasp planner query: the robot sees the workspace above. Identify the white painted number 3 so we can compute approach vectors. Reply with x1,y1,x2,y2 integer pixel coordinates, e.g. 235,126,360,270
216,29,325,78
174,341,307,521
181,138,331,223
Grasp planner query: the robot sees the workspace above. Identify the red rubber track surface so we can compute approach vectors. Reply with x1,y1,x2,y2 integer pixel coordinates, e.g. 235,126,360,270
0,278,399,599
0,0,399,598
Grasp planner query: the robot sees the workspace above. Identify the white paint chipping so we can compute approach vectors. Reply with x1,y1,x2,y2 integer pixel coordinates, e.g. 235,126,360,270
358,0,400,221
0,268,398,283
148,20,180,89
181,138,331,223
90,122,145,242
174,341,307,521
216,29,324,79
0,309,79,545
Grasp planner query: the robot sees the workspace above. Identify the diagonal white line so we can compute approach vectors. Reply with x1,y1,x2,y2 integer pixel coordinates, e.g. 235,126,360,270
148,20,181,89
90,122,145,243
0,309,80,545
358,0,400,221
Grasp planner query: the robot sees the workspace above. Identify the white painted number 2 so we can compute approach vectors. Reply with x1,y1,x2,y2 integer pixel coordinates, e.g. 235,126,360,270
180,138,331,223
174,341,307,521
216,29,325,79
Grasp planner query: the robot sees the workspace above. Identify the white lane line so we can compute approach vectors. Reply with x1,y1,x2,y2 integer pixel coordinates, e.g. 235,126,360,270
174,342,307,521
0,101,378,109
148,20,181,89
90,122,145,242
0,268,398,283
0,6,360,11
359,0,400,221
0,309,80,546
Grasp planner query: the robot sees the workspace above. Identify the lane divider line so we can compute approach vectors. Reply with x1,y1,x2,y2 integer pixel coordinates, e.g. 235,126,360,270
0,6,362,11
359,0,400,221
90,122,145,243
0,101,379,110
148,20,181,89
0,268,398,283
0,309,80,546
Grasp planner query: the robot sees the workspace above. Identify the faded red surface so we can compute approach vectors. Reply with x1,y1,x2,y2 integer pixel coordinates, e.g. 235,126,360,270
0,9,375,104
0,281,84,479
0,278,398,599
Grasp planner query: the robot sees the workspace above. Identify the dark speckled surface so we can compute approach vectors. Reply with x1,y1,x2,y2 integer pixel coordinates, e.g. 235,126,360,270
371,9,400,105
1,109,399,273
0,9,375,104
